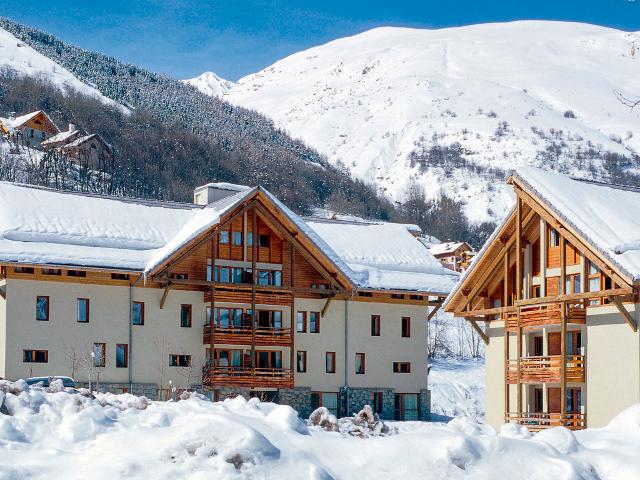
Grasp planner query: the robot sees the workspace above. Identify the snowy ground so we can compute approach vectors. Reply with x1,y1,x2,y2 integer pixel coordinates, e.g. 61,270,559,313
430,357,485,421
0,380,639,479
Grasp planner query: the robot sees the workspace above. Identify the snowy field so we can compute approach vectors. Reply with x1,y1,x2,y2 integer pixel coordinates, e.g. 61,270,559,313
0,380,639,479
429,358,485,421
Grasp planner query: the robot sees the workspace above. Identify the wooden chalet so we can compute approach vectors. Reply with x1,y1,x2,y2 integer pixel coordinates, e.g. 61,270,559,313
0,111,59,149
445,166,640,430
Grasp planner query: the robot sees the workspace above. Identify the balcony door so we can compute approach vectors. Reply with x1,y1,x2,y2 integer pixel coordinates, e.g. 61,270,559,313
547,331,581,356
256,350,282,369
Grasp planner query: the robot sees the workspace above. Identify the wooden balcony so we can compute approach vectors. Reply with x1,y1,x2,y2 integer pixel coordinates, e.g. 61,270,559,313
506,355,585,383
504,302,586,331
504,412,586,431
202,366,294,388
203,325,292,346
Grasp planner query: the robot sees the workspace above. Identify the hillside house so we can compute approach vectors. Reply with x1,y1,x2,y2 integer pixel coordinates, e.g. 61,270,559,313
0,181,458,420
0,111,59,149
430,241,475,272
42,125,113,168
445,167,640,430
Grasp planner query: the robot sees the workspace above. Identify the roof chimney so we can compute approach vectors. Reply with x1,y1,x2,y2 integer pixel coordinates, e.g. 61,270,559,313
193,182,250,205
68,123,76,132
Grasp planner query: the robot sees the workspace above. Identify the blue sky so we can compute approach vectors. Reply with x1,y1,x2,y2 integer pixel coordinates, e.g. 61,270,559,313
2,1,639,80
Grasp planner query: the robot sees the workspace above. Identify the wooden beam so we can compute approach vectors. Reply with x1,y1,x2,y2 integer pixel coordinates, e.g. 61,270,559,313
560,235,566,295
504,322,510,422
515,287,633,307
516,307,522,415
516,197,522,301
513,184,631,288
427,303,441,321
611,296,638,332
321,296,334,317
460,305,518,318
459,208,536,312
465,317,489,345
160,282,172,309
560,301,567,419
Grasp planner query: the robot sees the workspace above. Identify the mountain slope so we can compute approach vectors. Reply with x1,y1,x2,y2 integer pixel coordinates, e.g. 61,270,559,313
182,71,234,98
225,21,640,223
0,28,123,111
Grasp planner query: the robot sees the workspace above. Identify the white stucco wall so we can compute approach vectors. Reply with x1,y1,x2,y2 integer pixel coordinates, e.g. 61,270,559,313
586,305,640,428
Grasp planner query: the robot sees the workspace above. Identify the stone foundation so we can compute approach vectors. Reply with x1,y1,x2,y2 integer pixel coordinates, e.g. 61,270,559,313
419,389,431,421
278,387,312,417
347,388,395,420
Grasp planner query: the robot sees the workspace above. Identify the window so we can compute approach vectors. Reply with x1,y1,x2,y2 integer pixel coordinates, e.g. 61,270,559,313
311,392,339,416
258,234,269,248
111,273,130,280
309,312,320,333
410,294,423,301
36,296,49,321
232,267,244,284
169,354,191,367
133,302,144,325
93,343,106,367
394,393,419,420
548,228,560,247
358,291,373,297
311,282,330,290
355,353,365,374
393,362,411,373
296,312,307,333
272,270,282,287
565,274,581,294
247,231,253,246
217,266,230,283
371,315,381,336
232,231,243,246
372,392,384,414
180,304,192,327
401,317,411,338
77,298,90,323
219,231,230,244
326,352,336,373
23,349,48,363
42,268,61,276
258,270,270,286
169,272,188,280
15,267,34,274
213,349,242,368
297,351,307,372
67,270,86,277
391,293,405,299
116,344,128,368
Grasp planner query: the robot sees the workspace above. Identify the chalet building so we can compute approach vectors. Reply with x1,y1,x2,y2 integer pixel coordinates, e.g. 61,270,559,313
0,111,59,149
430,241,475,272
42,125,113,167
445,167,640,431
0,181,458,420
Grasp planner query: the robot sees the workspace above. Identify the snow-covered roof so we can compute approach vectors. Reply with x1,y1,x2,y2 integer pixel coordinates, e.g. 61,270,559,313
62,133,111,150
0,182,199,271
309,208,422,234
194,182,251,192
512,166,640,282
305,218,459,294
430,241,471,256
41,128,81,146
0,111,58,131
0,182,457,293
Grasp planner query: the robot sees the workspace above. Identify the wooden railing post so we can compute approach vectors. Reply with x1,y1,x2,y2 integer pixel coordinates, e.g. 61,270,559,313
516,306,522,416
251,206,257,370
560,300,567,425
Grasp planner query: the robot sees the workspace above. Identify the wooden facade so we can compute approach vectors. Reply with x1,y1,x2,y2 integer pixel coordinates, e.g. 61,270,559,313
445,174,639,431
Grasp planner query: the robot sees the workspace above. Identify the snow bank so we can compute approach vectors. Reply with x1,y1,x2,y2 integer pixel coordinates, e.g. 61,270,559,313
429,358,486,420
0,381,638,479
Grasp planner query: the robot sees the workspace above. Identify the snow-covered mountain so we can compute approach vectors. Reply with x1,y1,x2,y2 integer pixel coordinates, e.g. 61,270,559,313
182,71,234,98
223,21,640,223
0,28,125,111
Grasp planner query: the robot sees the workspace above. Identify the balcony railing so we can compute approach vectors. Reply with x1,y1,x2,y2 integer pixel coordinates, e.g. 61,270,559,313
504,302,586,331
202,366,294,388
506,355,585,383
505,412,586,431
203,324,292,346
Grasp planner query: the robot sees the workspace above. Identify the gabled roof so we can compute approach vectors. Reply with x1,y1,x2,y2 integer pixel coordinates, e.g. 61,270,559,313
430,241,472,256
305,218,459,294
444,166,640,310
62,133,112,151
1,111,59,132
0,182,457,294
41,128,82,146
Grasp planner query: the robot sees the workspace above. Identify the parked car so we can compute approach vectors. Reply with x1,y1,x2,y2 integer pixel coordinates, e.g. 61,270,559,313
24,376,76,388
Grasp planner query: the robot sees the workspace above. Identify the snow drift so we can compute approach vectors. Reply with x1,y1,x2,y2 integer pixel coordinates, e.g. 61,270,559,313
0,380,639,479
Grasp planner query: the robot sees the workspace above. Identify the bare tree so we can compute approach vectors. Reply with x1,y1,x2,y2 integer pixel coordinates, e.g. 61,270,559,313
153,335,170,400
62,343,84,380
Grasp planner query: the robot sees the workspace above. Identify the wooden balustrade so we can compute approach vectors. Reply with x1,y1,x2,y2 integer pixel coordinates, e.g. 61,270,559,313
203,324,292,346
506,355,585,383
504,412,586,431
504,302,586,331
203,366,294,388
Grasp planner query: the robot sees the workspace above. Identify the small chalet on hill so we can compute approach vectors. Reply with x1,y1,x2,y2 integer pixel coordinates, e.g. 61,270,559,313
445,166,640,431
430,241,475,272
42,124,112,167
0,181,458,420
0,111,59,149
